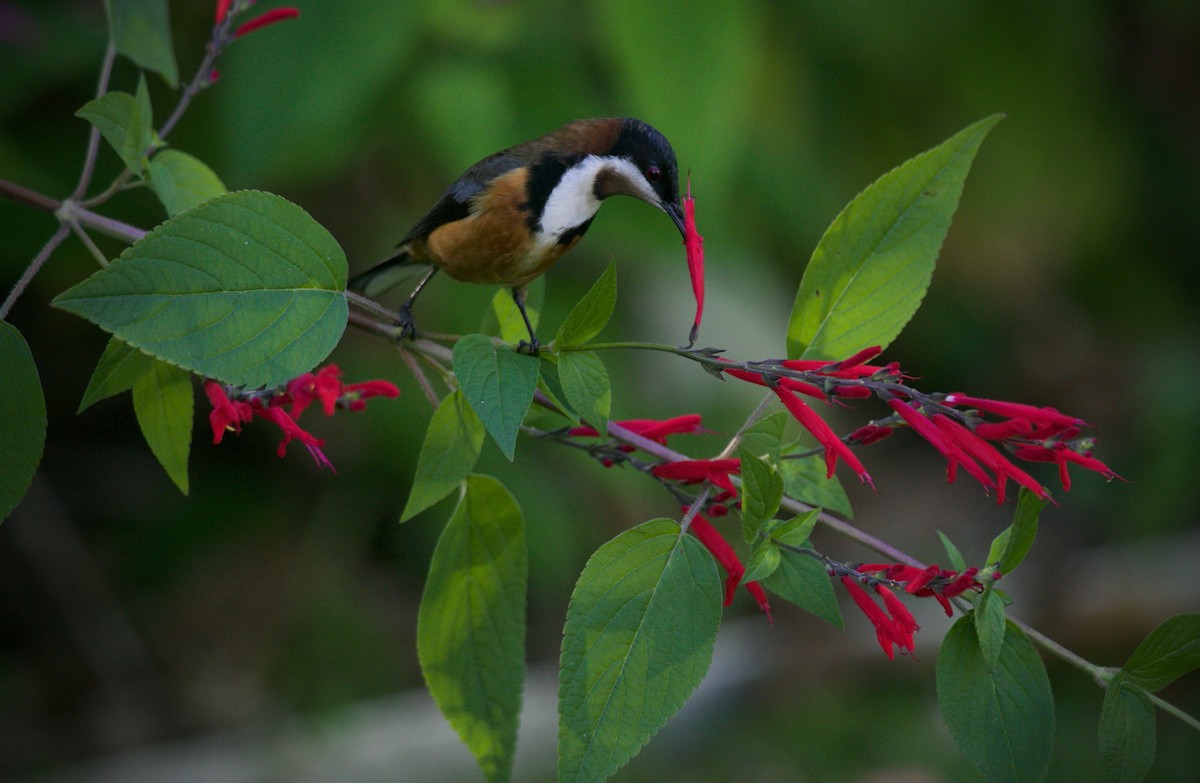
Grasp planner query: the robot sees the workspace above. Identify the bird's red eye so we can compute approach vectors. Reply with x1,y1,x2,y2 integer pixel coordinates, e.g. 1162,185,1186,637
646,165,662,182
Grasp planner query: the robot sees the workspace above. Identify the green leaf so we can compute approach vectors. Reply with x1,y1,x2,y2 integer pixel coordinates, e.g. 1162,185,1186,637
78,336,157,413
148,149,228,217
0,322,46,522
558,518,721,783
418,475,526,783
106,0,179,87
738,411,788,460
557,350,611,437
1098,674,1156,783
994,487,1045,574
787,115,1004,360
1124,613,1200,692
555,261,617,347
401,391,486,523
53,190,348,389
132,360,193,495
938,529,968,572
762,547,842,627
780,454,853,518
453,334,539,460
536,362,574,425
771,508,820,548
485,277,543,344
742,540,782,584
75,78,154,175
974,588,1007,670
737,447,783,543
937,617,1054,782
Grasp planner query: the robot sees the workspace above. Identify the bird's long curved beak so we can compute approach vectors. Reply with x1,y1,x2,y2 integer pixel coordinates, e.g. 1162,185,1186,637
663,201,687,238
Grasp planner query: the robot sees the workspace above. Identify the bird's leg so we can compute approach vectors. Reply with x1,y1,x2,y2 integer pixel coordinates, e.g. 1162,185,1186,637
512,284,540,356
397,267,440,340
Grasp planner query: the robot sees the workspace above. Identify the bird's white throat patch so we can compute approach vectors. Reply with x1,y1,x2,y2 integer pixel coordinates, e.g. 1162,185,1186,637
537,156,655,239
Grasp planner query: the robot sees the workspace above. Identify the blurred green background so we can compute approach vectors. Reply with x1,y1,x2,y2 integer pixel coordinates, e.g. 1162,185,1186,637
2,0,1199,780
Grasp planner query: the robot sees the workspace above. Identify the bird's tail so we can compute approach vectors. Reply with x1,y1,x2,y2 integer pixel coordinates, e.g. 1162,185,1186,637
347,250,433,298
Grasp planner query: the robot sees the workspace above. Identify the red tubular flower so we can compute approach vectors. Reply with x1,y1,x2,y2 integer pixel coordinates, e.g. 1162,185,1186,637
215,0,232,24
841,576,907,659
974,418,1034,440
904,564,941,595
941,567,981,598
945,393,1088,431
287,364,344,417
721,364,826,401
774,386,874,488
745,580,772,622
876,584,919,653
835,345,883,370
342,379,401,411
205,381,253,444
888,399,995,494
234,7,300,37
932,414,1050,503
690,513,743,606
567,414,703,443
652,458,741,495
682,175,705,345
1013,445,1121,491
833,385,873,399
849,424,893,446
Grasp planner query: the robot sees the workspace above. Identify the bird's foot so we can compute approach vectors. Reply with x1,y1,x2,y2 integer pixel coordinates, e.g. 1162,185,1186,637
396,304,418,341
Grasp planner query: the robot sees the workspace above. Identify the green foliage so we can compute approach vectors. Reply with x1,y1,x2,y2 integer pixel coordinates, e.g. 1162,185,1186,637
974,588,1007,670
558,519,721,783
418,475,527,783
938,529,968,572
53,190,348,389
738,411,787,459
0,322,46,522
555,261,617,348
762,547,842,627
1098,674,1156,783
787,114,1004,361
452,334,540,460
131,360,192,494
779,454,853,518
401,391,486,523
78,336,155,413
556,350,612,437
988,487,1046,574
75,74,154,175
147,150,228,217
937,617,1054,782
737,446,783,543
105,0,178,87
486,277,542,344
1123,613,1200,693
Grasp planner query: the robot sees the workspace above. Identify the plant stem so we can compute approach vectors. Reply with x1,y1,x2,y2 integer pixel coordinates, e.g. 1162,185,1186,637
70,43,117,201
1,224,70,320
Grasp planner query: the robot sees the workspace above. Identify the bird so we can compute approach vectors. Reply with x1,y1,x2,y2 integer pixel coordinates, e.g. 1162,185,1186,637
348,117,686,352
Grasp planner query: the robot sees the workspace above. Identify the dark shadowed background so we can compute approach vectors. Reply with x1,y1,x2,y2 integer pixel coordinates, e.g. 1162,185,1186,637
2,1,1198,780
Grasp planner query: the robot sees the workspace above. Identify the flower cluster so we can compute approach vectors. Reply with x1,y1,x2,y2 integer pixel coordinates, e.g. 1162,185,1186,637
205,364,398,470
715,345,1118,503
565,416,768,615
839,562,986,659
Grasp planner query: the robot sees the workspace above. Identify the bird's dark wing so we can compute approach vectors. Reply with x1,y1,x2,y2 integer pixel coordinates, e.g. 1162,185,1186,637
396,151,523,246
349,151,526,296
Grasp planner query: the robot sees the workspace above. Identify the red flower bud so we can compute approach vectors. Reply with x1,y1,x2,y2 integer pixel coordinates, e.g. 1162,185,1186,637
234,7,300,37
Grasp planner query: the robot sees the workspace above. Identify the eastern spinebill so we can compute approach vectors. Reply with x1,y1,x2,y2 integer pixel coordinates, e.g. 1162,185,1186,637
348,117,685,351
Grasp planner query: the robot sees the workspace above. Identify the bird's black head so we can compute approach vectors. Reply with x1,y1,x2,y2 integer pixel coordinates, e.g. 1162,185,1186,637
605,118,686,236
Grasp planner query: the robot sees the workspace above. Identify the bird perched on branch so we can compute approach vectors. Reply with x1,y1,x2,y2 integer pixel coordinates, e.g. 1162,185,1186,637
348,117,686,352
